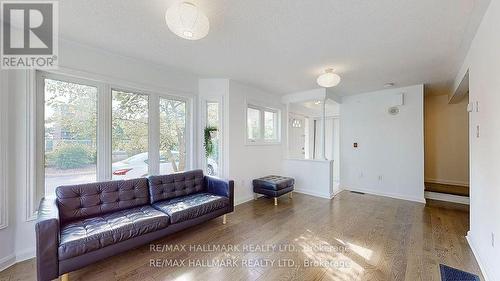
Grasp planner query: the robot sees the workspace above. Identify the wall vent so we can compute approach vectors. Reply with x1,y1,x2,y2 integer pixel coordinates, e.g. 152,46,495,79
350,191,365,195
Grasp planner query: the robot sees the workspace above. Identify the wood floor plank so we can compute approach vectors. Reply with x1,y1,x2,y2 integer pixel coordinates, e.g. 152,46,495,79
0,192,484,281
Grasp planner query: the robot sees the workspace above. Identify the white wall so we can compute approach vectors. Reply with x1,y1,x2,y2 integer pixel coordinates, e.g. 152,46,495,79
199,80,288,205
340,85,425,203
282,159,338,199
0,70,17,271
227,81,285,204
0,40,199,270
58,39,198,94
454,0,500,279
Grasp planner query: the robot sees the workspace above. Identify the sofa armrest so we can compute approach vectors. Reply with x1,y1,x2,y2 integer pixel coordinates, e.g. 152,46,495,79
36,196,60,281
205,176,234,212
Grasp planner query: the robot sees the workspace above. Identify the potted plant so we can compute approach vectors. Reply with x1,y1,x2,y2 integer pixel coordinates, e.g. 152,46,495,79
204,126,218,157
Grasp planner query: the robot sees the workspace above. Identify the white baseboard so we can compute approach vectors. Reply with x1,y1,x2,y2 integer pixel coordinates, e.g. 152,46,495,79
293,188,337,199
343,187,426,204
424,191,469,205
0,253,16,272
466,232,492,281
234,195,255,206
0,248,35,272
237,189,339,204
15,248,35,263
425,178,469,187
331,189,343,198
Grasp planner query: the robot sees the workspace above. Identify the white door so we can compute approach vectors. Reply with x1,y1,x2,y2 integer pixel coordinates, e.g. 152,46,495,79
289,114,306,159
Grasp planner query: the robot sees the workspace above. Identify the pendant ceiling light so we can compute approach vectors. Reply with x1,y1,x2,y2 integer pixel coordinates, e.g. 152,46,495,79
317,69,341,88
165,2,209,40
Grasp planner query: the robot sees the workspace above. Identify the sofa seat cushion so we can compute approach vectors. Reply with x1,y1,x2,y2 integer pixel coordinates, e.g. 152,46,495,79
153,193,229,224
58,206,169,260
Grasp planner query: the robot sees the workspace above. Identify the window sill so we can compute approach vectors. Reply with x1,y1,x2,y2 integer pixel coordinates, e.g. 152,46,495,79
245,141,282,146
284,158,332,163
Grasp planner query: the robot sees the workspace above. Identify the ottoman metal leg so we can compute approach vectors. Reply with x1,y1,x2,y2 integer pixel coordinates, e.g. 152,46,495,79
254,193,258,200
61,273,69,281
289,192,293,199
274,198,278,206
223,214,227,224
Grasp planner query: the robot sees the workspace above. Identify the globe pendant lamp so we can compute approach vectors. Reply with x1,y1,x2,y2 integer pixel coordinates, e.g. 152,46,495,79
166,2,209,40
317,69,341,88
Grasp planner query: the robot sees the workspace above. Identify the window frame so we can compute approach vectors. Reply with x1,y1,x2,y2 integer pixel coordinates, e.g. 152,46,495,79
199,96,226,178
203,100,222,176
34,71,193,209
36,72,103,199
111,88,151,179
245,103,281,145
158,95,191,175
263,109,279,141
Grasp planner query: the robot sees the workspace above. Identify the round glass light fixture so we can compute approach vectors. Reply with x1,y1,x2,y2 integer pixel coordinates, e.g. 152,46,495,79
165,2,209,40
317,69,341,88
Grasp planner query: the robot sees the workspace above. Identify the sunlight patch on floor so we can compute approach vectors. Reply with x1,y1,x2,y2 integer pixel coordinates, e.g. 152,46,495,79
171,271,195,281
346,242,373,261
295,230,364,281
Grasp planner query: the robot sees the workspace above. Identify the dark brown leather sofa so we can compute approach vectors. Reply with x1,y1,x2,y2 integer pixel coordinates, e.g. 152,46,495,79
35,170,234,281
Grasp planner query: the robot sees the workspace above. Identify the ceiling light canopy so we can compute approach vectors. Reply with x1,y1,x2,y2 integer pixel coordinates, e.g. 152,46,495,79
165,2,209,40
317,69,341,88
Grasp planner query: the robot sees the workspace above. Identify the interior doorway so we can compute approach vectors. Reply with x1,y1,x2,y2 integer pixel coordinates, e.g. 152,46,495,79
423,73,470,202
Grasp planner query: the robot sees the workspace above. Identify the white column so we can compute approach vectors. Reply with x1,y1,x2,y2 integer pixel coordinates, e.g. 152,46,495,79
322,98,327,160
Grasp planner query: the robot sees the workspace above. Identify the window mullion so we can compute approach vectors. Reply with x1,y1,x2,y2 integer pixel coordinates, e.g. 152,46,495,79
260,108,265,142
34,71,44,219
149,95,160,176
186,98,193,171
97,83,112,181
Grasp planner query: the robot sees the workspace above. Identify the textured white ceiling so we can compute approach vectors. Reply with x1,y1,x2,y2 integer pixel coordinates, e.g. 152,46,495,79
58,0,490,95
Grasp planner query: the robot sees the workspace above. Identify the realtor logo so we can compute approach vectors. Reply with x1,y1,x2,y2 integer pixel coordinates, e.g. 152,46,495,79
1,1,58,69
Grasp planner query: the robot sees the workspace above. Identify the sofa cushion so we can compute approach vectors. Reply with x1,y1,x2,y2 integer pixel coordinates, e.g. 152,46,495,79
152,193,229,224
148,170,204,203
58,205,169,260
56,178,150,224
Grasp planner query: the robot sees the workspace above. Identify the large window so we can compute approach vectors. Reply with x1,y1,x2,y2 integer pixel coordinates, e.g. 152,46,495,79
264,110,278,140
246,105,280,144
247,107,261,141
159,98,187,174
43,78,98,195
111,90,149,180
37,72,192,199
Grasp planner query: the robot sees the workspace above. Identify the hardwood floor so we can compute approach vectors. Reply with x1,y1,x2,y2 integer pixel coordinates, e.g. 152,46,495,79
0,191,482,281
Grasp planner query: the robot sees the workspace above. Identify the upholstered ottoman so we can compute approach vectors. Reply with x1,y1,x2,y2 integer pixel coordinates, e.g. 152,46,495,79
253,175,294,205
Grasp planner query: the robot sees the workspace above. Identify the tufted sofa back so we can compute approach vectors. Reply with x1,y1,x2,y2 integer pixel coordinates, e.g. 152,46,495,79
56,178,150,223
148,170,205,203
